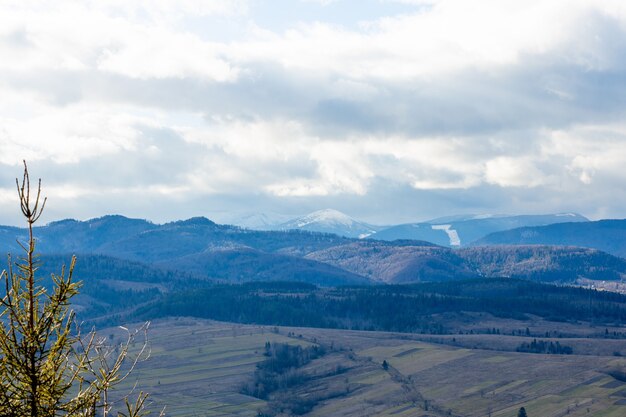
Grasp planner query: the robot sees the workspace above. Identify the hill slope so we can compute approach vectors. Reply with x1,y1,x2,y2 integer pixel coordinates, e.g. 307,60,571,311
0,215,368,289
474,219,626,257
458,245,626,282
307,241,626,284
135,279,626,330
1,215,623,289
307,241,474,283
156,248,372,286
0,215,353,261
373,213,588,246
0,254,200,318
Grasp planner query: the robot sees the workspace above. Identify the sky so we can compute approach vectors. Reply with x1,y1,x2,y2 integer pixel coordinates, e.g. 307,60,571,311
1,0,626,226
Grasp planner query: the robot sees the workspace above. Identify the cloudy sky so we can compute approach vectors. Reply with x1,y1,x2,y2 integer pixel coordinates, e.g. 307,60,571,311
1,0,625,226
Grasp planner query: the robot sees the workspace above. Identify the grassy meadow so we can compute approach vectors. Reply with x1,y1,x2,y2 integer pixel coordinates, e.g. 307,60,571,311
107,318,626,417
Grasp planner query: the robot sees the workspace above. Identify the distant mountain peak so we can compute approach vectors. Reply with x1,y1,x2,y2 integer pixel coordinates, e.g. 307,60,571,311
47,218,79,226
295,209,355,227
555,212,584,218
426,212,588,224
277,209,382,238
47,215,154,229
86,214,152,224
169,217,217,227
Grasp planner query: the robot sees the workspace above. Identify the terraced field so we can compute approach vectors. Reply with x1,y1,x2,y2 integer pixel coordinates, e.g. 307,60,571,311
111,319,314,416
109,319,626,417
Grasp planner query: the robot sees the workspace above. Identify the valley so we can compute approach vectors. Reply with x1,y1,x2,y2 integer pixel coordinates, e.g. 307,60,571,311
101,278,626,416
112,318,626,417
1,212,625,416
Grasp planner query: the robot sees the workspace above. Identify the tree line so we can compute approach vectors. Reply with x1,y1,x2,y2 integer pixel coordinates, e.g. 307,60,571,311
132,279,626,334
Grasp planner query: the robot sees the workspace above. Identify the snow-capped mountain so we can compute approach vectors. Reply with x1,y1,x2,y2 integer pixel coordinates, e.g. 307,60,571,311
215,209,589,245
374,213,589,247
277,209,383,238
211,212,293,230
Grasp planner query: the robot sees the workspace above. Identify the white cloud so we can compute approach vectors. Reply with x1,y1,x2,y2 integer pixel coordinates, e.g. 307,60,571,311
0,104,146,165
96,30,237,81
226,0,626,81
92,0,250,18
0,2,239,80
484,157,546,188
0,0,626,222
300,0,338,6
544,124,626,186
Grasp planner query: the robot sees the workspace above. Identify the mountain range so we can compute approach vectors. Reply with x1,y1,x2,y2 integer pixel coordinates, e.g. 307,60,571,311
0,213,623,290
224,209,589,246
275,209,382,238
373,213,589,246
475,219,626,258
307,240,626,284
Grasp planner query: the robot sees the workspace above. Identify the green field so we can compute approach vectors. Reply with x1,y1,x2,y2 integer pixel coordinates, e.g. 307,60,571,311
109,318,626,417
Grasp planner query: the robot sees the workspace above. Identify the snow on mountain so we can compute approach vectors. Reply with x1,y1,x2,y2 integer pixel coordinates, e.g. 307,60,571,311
277,209,382,238
431,224,461,246
374,213,589,247
426,213,506,223
212,212,293,230
555,213,581,217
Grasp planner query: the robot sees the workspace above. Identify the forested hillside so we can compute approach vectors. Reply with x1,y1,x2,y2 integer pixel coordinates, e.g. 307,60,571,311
474,219,626,257
307,241,626,283
306,240,474,283
0,215,623,291
458,245,626,281
156,248,372,285
133,279,626,333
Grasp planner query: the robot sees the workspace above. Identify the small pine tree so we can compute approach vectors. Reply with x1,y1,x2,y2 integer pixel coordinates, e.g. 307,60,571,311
517,406,528,417
382,360,389,370
0,162,156,417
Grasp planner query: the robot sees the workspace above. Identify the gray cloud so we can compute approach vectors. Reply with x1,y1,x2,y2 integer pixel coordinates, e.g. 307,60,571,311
0,1,625,225
9,53,626,139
